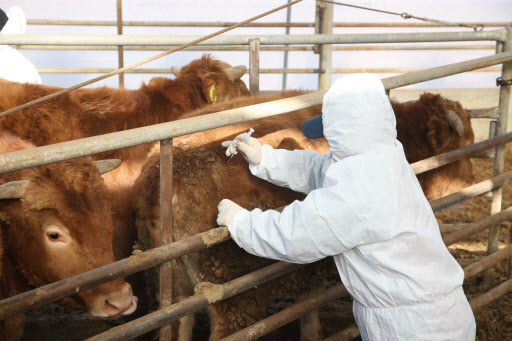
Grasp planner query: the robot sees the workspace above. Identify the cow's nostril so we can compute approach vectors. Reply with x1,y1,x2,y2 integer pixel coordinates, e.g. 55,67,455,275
104,299,121,316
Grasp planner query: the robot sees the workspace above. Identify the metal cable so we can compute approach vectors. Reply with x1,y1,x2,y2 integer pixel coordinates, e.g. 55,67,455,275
317,0,484,31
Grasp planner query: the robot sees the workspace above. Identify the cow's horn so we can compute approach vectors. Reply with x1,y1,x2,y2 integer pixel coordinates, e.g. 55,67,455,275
445,110,464,136
0,180,29,200
93,159,122,175
171,66,181,77
224,65,246,81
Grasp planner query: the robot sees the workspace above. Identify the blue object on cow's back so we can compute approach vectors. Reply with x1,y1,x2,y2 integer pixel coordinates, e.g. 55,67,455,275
302,114,324,139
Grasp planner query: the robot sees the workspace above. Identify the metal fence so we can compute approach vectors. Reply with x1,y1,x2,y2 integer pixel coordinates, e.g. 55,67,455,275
0,5,512,340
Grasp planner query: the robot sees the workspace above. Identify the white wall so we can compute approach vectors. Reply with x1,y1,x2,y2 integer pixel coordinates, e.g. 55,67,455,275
1,0,511,90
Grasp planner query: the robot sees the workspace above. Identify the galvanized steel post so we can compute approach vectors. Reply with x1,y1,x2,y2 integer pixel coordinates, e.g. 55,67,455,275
116,0,124,88
489,27,512,255
159,138,175,340
249,38,260,95
316,0,333,90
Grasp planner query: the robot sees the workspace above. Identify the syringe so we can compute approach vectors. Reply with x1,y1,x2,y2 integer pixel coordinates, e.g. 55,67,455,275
228,128,254,161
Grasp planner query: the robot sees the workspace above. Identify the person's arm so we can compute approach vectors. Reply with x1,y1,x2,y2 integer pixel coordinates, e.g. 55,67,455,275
227,176,396,264
222,134,331,194
250,144,332,195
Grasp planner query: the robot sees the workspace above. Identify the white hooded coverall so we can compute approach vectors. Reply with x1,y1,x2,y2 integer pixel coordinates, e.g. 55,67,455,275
0,6,42,84
227,74,476,340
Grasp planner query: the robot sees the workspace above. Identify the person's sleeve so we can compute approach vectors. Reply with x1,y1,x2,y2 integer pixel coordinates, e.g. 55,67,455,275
248,144,331,195
228,184,385,264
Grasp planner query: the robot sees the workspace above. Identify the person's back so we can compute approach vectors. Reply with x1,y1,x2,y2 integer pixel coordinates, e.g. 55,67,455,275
218,74,476,340
0,6,42,84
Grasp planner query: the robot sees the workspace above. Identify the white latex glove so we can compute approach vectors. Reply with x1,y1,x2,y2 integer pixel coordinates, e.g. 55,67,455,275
217,199,244,227
221,134,262,165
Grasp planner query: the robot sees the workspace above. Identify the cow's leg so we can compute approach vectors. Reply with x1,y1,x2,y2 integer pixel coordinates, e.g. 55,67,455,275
298,288,323,341
300,309,322,341
207,303,230,341
176,310,195,341
0,313,25,341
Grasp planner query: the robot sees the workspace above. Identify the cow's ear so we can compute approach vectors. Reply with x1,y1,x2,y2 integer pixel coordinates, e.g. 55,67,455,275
0,180,29,200
93,159,122,175
200,73,221,104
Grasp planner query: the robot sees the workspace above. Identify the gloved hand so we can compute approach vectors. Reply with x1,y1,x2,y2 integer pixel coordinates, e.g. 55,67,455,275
217,199,244,227
221,134,262,165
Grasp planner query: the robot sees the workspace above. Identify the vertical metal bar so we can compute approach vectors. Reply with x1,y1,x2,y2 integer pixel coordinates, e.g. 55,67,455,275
282,0,292,91
249,38,260,95
116,0,125,88
317,1,333,90
489,29,512,255
159,138,174,340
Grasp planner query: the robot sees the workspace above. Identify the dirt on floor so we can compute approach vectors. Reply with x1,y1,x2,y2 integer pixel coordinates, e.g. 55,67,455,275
21,145,512,340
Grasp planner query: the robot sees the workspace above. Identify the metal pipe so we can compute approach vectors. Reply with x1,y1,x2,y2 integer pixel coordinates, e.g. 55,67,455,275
467,107,500,119
249,38,260,95
2,50,512,175
84,262,305,341
158,139,174,339
33,66,502,74
464,245,512,279
323,324,360,341
222,284,349,341
15,44,497,51
430,170,512,212
26,19,512,28
469,278,512,311
282,0,292,91
116,0,124,88
317,1,333,90
411,133,512,176
489,28,512,254
442,206,512,246
0,30,506,46
0,227,231,320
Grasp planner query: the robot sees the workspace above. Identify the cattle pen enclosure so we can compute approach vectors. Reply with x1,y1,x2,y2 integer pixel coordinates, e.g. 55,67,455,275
1,2,512,340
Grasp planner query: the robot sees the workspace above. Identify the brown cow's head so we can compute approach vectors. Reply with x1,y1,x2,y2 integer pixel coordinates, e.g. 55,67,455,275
0,135,137,317
171,54,249,102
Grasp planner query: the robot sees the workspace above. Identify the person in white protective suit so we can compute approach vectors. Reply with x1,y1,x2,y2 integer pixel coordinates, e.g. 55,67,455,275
216,73,476,340
0,6,42,84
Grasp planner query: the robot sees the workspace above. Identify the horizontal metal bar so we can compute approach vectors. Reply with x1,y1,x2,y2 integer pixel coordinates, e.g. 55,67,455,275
222,284,349,341
442,206,512,246
381,51,512,90
0,92,325,174
26,19,511,28
464,245,512,279
410,131,512,175
0,227,231,320
16,44,496,52
467,107,500,119
430,170,512,212
324,324,360,341
35,66,502,75
0,30,506,46
85,262,304,341
469,277,512,311
2,50,512,175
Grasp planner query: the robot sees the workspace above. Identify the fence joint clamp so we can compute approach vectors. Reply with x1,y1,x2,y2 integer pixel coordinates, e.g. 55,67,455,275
496,77,512,86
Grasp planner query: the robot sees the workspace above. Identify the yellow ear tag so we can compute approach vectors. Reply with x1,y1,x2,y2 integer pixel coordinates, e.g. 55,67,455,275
209,84,218,102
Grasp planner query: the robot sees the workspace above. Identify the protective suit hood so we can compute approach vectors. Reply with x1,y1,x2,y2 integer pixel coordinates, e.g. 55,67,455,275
322,74,397,161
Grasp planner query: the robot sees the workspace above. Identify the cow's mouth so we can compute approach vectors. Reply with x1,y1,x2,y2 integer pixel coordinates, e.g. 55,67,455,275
121,295,138,316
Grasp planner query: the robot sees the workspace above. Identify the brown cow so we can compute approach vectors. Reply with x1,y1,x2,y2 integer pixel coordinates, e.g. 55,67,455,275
131,90,475,339
0,132,136,341
0,54,249,260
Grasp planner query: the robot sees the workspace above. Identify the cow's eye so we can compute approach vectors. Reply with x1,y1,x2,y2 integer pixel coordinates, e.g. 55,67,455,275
47,233,63,242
